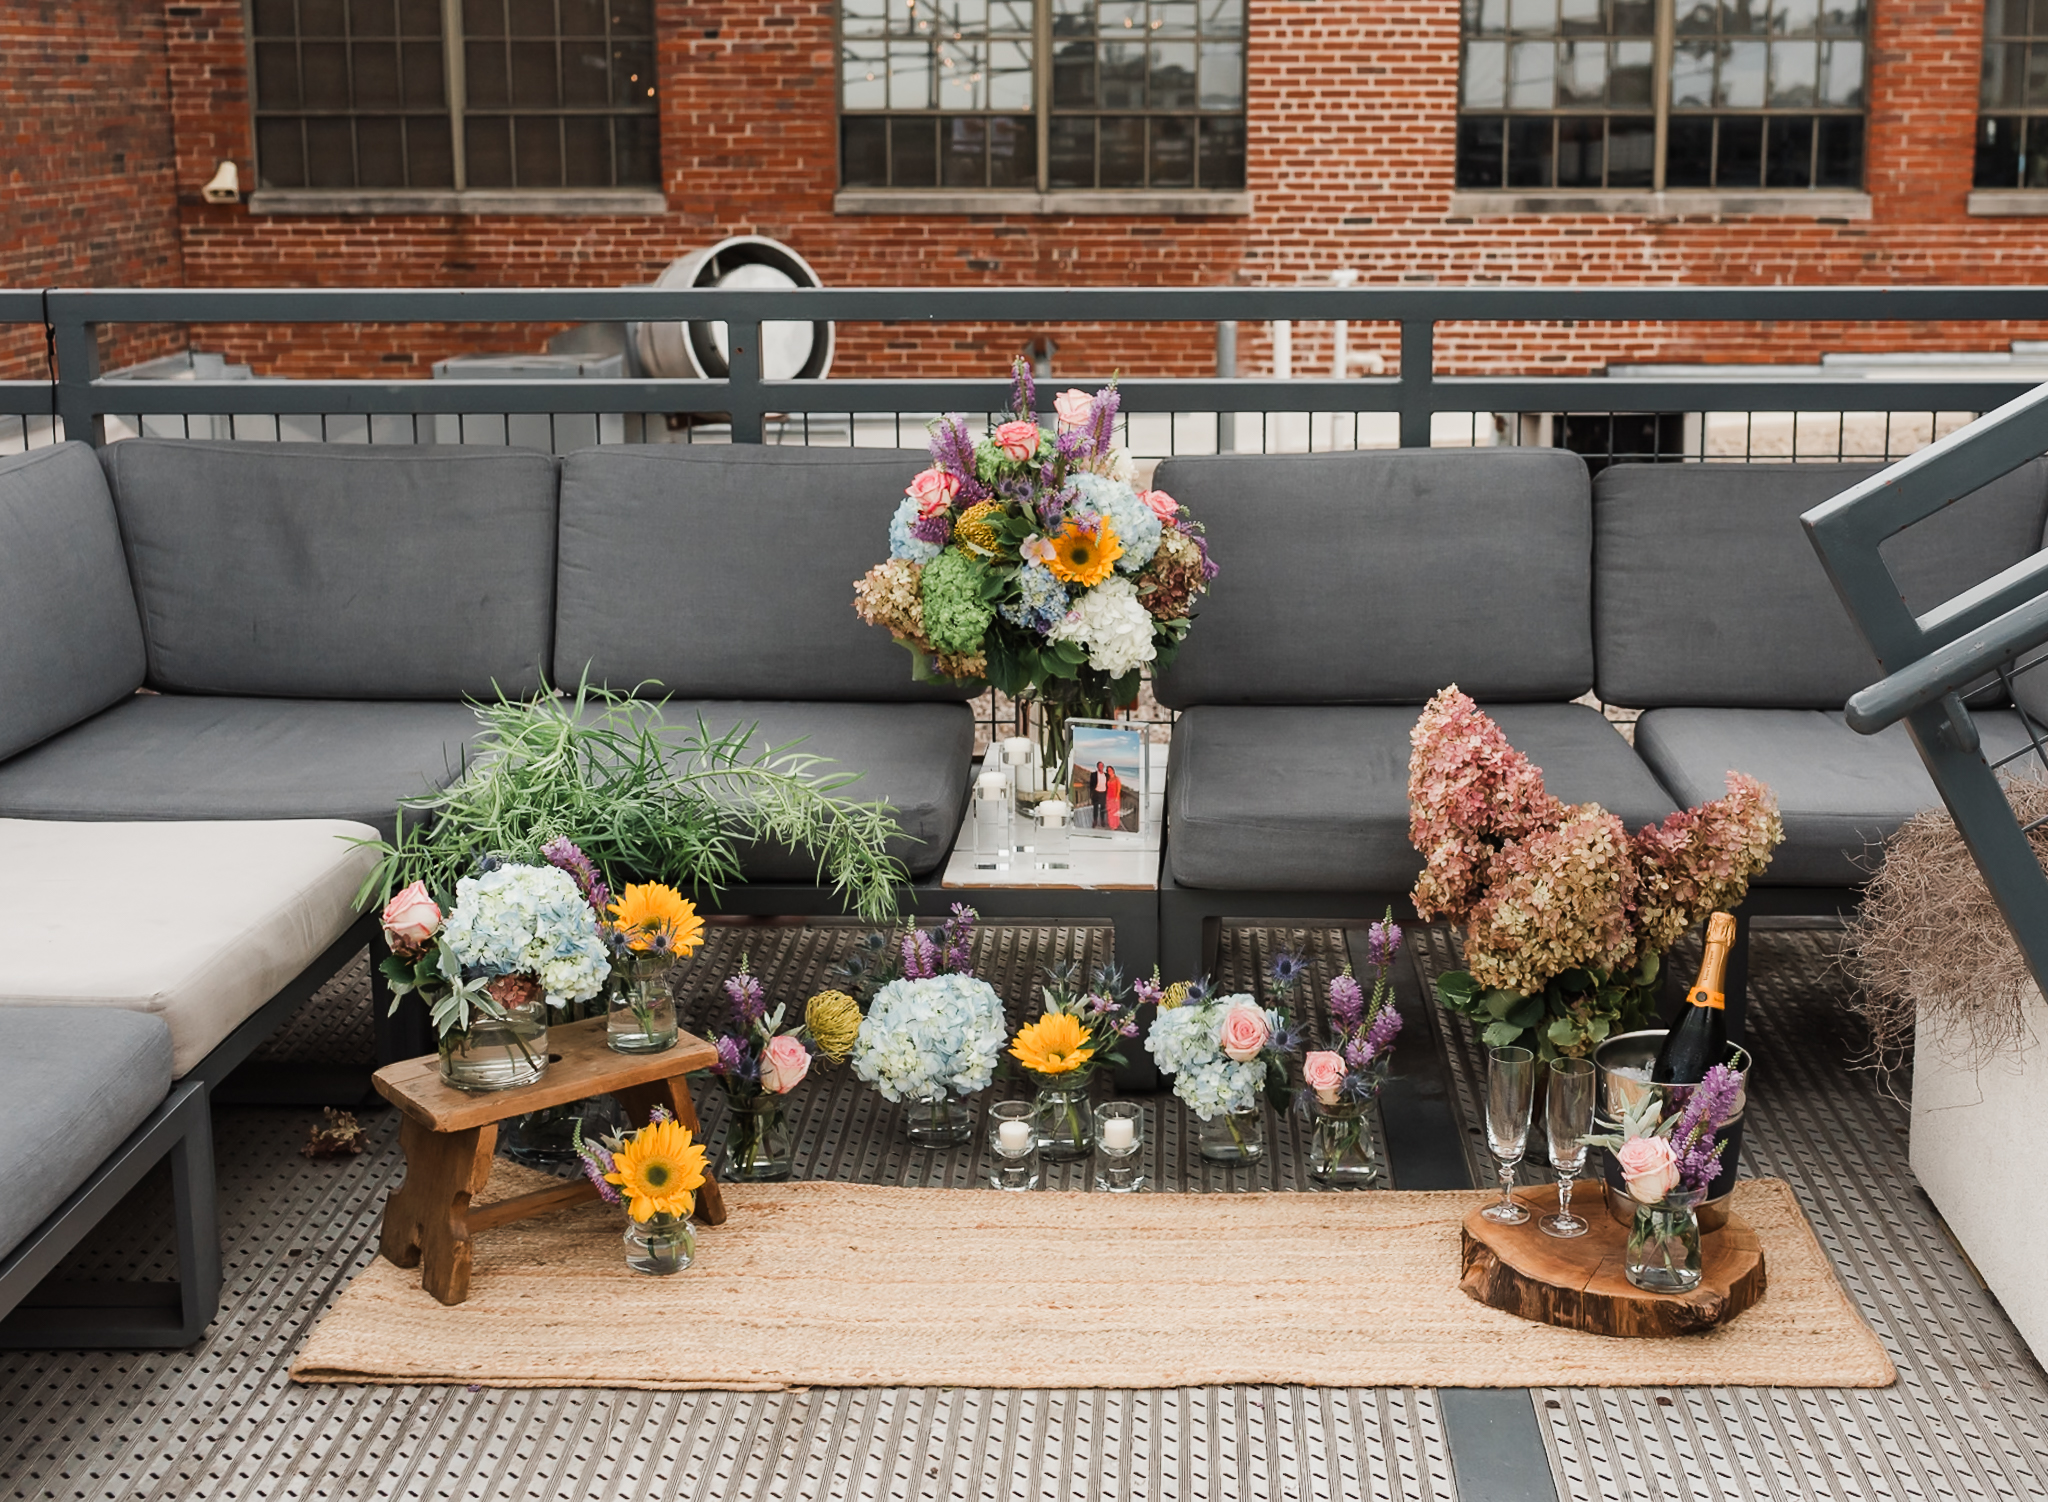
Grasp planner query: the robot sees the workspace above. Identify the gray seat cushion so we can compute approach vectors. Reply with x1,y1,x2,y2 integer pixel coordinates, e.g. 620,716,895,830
555,446,974,703
0,1007,172,1263
0,695,480,841
1634,707,2044,886
1152,448,1594,707
101,440,558,699
1165,702,1677,891
0,443,146,762
624,699,974,881
1595,461,2048,709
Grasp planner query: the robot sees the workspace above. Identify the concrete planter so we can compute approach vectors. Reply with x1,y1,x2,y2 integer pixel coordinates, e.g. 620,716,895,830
1911,985,2048,1362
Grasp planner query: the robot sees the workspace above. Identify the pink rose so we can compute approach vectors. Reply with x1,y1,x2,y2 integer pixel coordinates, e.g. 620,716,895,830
1053,388,1094,429
1302,1049,1347,1106
1138,488,1180,520
993,420,1041,462
906,467,960,518
1616,1135,1681,1204
761,1033,812,1095
380,881,441,950
1218,1002,1270,1063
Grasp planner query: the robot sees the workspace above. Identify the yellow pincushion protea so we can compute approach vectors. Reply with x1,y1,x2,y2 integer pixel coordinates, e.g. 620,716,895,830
608,882,705,956
1044,516,1122,587
605,1118,708,1221
953,499,1006,557
805,989,863,1062
1157,981,1192,1010
1010,1012,1095,1076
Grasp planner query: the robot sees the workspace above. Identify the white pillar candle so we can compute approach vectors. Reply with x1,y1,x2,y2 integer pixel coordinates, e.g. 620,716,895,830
998,1119,1033,1156
1102,1118,1136,1152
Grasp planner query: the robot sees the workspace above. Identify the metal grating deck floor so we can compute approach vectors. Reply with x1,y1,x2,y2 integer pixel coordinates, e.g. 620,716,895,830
1,922,2043,1499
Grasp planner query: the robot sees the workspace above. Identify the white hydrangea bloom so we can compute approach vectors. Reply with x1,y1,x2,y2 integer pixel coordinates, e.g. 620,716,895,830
851,973,1008,1101
1144,994,1276,1119
440,863,611,1008
1049,574,1157,678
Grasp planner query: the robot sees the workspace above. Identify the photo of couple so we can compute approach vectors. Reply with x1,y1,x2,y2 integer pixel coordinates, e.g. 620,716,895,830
1066,721,1145,839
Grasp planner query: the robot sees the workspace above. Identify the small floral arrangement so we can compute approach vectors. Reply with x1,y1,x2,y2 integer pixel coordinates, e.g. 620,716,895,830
377,859,611,1042
850,909,1006,1104
1009,960,1143,1082
853,360,1217,766
575,1104,710,1221
1144,983,1300,1121
1410,686,1783,1059
1587,1062,1745,1205
1300,912,1406,1112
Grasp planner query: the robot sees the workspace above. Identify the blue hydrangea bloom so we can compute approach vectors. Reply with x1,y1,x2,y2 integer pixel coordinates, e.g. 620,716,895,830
1069,471,1161,572
888,495,942,563
851,973,1008,1101
441,863,611,1008
998,562,1071,635
1144,995,1279,1119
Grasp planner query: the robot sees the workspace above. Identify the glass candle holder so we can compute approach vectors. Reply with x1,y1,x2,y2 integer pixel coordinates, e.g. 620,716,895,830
1033,799,1071,863
973,769,1012,854
987,1099,1040,1191
999,736,1038,796
1093,1101,1146,1192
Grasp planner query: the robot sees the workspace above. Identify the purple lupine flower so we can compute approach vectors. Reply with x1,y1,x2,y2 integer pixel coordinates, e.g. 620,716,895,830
1364,1001,1403,1058
580,1149,621,1206
1669,1063,1743,1192
723,968,767,1026
713,1035,747,1077
1367,915,1404,972
542,837,610,914
1344,1035,1373,1070
928,413,978,478
901,928,939,980
910,509,952,546
1012,355,1036,421
1087,992,1117,1014
942,902,977,972
1117,1019,1140,1037
1190,528,1220,581
1085,384,1121,458
1131,975,1164,1006
1327,972,1365,1030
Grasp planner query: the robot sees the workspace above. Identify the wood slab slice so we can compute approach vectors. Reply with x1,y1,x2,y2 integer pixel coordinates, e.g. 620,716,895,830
1460,1182,1766,1337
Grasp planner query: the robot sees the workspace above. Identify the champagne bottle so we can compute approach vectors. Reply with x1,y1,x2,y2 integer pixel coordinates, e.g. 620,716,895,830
1652,911,1735,1084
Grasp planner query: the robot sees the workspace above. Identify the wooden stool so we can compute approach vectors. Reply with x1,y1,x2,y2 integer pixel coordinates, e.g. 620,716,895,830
373,1016,724,1306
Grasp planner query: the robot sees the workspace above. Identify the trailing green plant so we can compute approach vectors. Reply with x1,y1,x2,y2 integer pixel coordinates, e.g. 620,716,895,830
354,681,910,924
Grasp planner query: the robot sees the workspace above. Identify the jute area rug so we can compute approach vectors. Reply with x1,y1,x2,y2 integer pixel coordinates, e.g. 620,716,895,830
293,1170,1894,1391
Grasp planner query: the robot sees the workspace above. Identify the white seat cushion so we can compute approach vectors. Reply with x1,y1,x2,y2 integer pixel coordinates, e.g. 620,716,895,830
0,819,380,1076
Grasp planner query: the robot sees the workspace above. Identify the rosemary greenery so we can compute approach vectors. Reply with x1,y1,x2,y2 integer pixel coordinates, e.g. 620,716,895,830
355,683,910,924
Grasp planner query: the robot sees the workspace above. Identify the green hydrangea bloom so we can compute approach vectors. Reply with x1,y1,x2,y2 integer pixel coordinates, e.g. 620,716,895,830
920,547,995,655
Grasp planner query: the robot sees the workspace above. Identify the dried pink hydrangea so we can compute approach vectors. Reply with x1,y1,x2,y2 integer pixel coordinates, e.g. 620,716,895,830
1463,803,1639,995
1631,771,1785,955
1408,685,1565,923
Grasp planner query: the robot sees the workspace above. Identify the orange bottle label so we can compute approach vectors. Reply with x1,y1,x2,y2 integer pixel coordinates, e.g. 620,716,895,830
1689,987,1726,1011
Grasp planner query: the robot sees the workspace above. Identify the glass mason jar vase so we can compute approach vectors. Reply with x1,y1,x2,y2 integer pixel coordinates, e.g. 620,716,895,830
1308,1098,1380,1186
607,953,678,1054
503,1094,627,1171
904,1092,974,1147
624,1211,696,1275
1197,1104,1265,1164
722,1091,794,1182
1625,1187,1707,1292
440,993,548,1092
1030,1070,1095,1161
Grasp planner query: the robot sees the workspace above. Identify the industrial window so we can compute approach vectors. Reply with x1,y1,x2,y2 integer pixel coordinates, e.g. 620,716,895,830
1976,0,2048,188
1456,0,1867,192
250,0,659,191
839,0,1247,192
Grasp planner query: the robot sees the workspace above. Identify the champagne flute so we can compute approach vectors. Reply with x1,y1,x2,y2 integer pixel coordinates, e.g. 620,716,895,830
1481,1045,1536,1225
1541,1056,1597,1238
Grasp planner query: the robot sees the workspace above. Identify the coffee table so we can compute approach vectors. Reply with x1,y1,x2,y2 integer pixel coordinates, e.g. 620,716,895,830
373,1016,724,1306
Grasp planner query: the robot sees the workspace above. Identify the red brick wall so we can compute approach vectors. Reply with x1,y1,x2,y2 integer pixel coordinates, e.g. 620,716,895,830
0,1,186,379
13,0,2048,382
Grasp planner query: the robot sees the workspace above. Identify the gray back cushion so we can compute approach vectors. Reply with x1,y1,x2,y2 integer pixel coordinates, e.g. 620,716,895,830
0,442,146,762
1150,448,1594,707
555,446,976,701
1594,461,2048,708
102,440,558,699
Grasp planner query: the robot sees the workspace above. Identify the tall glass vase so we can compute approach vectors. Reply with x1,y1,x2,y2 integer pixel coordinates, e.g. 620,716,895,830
1625,1187,1707,1292
1030,1070,1095,1161
439,994,548,1091
1197,1105,1265,1164
607,953,678,1054
722,1091,794,1182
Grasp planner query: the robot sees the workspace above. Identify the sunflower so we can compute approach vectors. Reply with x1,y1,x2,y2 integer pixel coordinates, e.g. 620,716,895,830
608,882,705,956
954,499,1006,557
1044,516,1123,588
605,1118,709,1221
1009,1012,1095,1076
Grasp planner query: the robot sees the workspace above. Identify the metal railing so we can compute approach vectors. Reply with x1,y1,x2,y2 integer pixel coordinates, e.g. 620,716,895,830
6,285,2048,458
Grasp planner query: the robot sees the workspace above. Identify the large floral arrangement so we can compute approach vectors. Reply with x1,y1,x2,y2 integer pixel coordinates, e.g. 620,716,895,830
850,907,1007,1103
1409,687,1783,1058
1144,985,1299,1120
378,860,611,1042
853,360,1217,767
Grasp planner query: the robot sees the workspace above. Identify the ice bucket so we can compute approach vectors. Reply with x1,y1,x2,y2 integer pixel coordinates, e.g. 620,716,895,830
1591,1030,1750,1233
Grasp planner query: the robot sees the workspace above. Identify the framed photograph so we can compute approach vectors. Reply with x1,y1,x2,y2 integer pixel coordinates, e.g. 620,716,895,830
1065,719,1148,840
